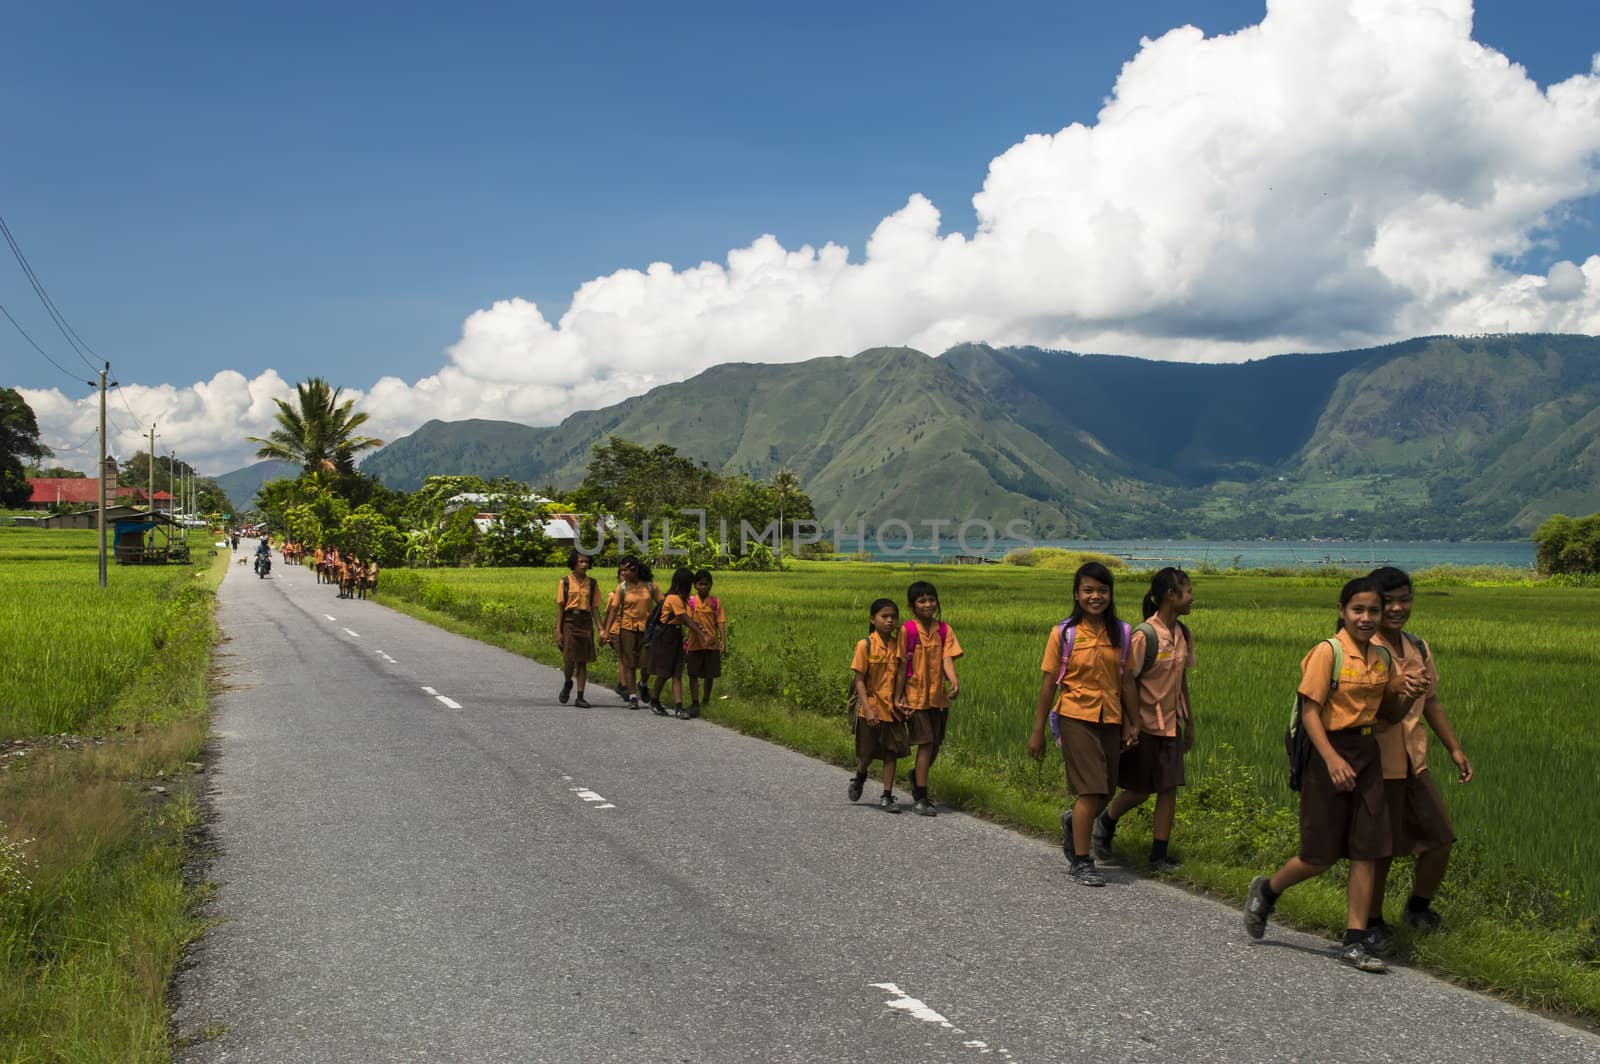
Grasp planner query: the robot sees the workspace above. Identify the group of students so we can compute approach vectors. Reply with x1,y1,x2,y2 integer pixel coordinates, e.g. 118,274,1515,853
554,553,726,718
845,562,1471,974
309,545,380,600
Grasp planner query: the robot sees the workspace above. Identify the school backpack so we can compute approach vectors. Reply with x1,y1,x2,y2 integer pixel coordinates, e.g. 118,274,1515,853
1284,637,1393,791
1053,618,1133,686
902,619,950,677
559,575,598,611
1132,620,1191,676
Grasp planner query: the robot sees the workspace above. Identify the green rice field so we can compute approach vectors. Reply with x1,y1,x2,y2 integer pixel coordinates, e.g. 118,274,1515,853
0,526,216,737
379,559,1600,1014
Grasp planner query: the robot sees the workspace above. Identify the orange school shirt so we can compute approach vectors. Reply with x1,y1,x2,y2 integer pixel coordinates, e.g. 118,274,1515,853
1128,617,1194,737
1298,628,1392,732
685,595,726,651
1040,620,1124,725
556,572,597,612
851,631,904,722
609,581,657,632
903,621,962,711
1374,632,1439,779
658,592,689,628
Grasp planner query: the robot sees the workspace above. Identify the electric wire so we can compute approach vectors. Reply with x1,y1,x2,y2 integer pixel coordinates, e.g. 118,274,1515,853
0,210,100,370
1,298,89,385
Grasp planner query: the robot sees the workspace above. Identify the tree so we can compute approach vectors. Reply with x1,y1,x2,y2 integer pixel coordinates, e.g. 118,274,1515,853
574,437,718,523
1,388,52,508
26,465,84,479
479,493,552,567
246,377,384,477
1534,512,1600,574
334,505,405,566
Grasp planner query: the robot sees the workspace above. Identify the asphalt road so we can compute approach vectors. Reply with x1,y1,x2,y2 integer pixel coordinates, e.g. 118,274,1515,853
172,556,1600,1063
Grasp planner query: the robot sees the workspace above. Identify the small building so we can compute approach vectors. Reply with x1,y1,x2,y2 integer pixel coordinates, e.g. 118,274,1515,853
112,511,185,564
24,478,173,512
33,504,149,530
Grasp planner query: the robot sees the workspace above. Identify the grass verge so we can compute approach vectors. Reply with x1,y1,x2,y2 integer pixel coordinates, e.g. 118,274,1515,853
0,549,226,1063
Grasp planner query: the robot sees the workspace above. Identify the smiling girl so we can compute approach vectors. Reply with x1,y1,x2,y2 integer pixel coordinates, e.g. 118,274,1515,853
895,580,961,817
1243,576,1421,972
1027,561,1133,888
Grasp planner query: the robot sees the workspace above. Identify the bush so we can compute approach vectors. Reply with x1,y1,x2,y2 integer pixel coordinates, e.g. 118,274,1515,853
1534,512,1600,575
1003,547,1124,572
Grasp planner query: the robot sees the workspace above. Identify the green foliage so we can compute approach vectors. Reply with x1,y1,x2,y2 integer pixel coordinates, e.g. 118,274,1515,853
1533,512,1600,574
478,494,553,567
1002,547,1125,571
246,376,384,476
0,388,51,509
573,437,720,523
334,504,405,565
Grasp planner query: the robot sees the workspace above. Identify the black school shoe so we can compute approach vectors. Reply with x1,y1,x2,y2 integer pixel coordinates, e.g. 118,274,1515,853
649,699,669,716
878,793,902,813
913,798,938,817
848,775,866,803
1339,940,1388,973
1401,907,1443,932
673,703,690,720
1244,876,1275,939
1068,858,1106,887
558,680,573,705
1365,921,1394,956
1059,809,1074,860
1091,811,1116,862
573,694,591,709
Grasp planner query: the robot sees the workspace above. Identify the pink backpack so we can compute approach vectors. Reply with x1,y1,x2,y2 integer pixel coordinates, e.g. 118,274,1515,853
902,619,950,677
1054,618,1133,685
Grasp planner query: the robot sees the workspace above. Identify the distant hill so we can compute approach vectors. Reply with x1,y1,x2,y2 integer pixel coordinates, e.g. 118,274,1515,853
359,335,1600,539
212,460,297,513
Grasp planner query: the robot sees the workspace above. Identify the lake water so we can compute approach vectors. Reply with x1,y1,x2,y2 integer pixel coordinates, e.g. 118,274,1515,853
845,538,1535,570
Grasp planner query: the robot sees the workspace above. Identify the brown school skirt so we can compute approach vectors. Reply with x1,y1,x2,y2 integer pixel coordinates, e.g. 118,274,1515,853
560,611,596,667
1385,770,1457,857
685,649,722,679
1299,728,1391,864
615,628,646,674
906,707,948,748
1060,716,1121,798
855,715,910,762
1118,732,1185,793
646,627,685,678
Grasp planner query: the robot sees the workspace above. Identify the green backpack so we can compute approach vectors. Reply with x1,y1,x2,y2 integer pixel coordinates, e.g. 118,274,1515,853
1132,620,1191,676
1284,637,1392,791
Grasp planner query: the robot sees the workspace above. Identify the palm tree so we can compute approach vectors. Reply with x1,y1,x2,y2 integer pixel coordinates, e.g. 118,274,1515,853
247,378,384,476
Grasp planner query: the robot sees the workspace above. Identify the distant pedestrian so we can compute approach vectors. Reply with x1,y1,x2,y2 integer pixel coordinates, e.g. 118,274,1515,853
1092,567,1196,871
600,556,657,709
1365,566,1472,952
683,569,725,718
557,551,599,708
646,567,694,717
1243,576,1419,973
895,580,961,816
1027,561,1133,887
849,598,908,812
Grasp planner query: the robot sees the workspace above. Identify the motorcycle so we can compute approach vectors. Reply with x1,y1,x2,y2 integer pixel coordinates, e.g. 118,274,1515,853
254,553,272,579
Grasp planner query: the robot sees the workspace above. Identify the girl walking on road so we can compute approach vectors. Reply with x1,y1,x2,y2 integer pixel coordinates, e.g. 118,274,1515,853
601,556,658,709
895,580,961,817
557,551,599,708
1091,568,1196,871
849,598,909,813
647,567,694,718
684,570,726,718
1365,566,1473,952
1243,576,1421,973
1028,562,1133,887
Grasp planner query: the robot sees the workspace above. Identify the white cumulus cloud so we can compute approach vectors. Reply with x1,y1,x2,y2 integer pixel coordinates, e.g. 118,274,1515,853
25,0,1600,476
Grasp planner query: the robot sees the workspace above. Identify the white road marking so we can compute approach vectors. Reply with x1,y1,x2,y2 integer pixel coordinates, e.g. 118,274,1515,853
568,784,615,809
324,614,336,621
436,695,462,709
377,651,397,663
343,627,360,638
870,983,1012,1058
421,686,437,695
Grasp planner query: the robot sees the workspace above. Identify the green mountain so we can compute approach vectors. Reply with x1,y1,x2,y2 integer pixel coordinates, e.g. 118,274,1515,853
355,335,1600,539
212,460,298,513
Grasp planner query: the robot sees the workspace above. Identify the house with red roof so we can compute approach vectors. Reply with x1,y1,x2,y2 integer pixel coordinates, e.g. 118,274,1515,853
24,478,174,512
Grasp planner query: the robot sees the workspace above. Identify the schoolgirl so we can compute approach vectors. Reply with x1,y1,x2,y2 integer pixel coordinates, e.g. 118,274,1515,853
1027,561,1132,887
646,567,695,718
684,569,726,718
1365,566,1473,950
556,551,599,708
894,580,961,817
1243,576,1421,972
600,555,658,709
849,598,908,813
1092,567,1196,871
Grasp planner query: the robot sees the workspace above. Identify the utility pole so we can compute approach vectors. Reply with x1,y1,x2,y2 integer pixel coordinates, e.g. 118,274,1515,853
148,424,158,515
97,363,108,588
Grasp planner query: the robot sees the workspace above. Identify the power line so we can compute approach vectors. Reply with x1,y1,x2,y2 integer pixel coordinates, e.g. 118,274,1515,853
0,210,100,370
0,298,89,385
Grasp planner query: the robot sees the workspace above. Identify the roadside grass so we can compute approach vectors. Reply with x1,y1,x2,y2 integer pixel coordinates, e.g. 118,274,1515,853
374,559,1600,1021
1,528,224,1062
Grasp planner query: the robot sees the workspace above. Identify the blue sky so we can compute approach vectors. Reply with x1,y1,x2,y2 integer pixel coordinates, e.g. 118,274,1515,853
6,0,1600,472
